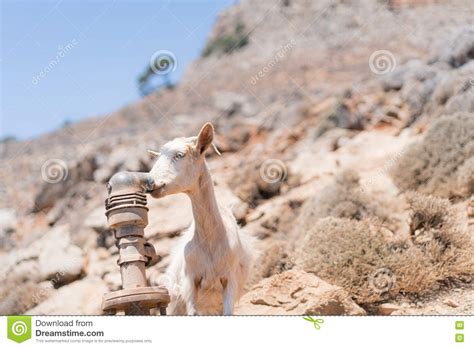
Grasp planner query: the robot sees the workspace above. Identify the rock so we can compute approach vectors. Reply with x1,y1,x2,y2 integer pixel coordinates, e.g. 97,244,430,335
382,65,409,91
93,146,151,183
46,198,68,225
213,91,255,118
391,305,446,315
83,205,114,248
93,167,113,184
443,298,460,308
235,269,366,315
1,225,85,287
0,281,46,315
38,227,85,286
26,277,108,315
435,27,474,68
84,205,108,233
233,203,249,223
312,101,365,138
246,240,294,289
84,249,117,278
10,259,42,283
146,194,193,239
427,61,474,116
103,272,121,291
214,119,256,152
0,208,16,249
378,303,402,315
33,155,97,212
150,236,179,261
215,183,245,215
0,208,16,236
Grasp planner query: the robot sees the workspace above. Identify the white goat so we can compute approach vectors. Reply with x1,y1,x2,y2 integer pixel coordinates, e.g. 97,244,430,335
148,122,252,315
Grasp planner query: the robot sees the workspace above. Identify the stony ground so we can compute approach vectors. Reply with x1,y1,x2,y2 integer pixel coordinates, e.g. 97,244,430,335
0,0,473,315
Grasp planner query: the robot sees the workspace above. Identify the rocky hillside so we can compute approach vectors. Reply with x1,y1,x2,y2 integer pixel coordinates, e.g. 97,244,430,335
1,0,473,315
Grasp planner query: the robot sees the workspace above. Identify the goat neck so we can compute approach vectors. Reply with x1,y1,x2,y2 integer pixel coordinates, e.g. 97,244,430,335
187,165,226,243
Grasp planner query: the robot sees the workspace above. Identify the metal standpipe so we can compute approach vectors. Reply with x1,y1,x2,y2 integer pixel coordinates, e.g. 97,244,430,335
102,171,170,315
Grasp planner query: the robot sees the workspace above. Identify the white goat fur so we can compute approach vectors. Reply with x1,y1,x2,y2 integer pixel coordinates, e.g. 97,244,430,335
148,123,253,315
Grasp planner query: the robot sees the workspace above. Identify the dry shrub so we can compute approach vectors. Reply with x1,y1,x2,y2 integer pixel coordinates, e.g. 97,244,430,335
294,193,474,304
246,241,294,289
406,193,473,280
455,157,474,197
390,112,474,198
297,169,390,231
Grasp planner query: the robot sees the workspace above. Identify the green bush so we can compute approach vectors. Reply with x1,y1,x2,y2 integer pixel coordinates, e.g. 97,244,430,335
202,23,249,57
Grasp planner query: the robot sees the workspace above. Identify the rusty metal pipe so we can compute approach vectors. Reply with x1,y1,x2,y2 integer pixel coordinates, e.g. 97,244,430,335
102,171,170,315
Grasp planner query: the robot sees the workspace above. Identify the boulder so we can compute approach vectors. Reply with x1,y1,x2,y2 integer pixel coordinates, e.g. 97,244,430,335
83,205,108,233
1,225,86,288
82,205,115,249
0,281,47,315
235,269,366,315
213,91,255,118
84,248,117,278
26,277,108,315
0,208,16,249
146,193,193,239
93,146,151,183
33,155,97,212
378,303,402,315
434,27,474,68
0,208,16,236
246,240,294,289
37,227,86,285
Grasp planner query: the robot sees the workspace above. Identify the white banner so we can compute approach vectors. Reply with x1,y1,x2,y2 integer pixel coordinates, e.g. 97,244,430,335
0,315,470,347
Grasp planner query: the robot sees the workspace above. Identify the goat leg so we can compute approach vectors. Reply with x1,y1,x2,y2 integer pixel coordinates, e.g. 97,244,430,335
221,277,235,315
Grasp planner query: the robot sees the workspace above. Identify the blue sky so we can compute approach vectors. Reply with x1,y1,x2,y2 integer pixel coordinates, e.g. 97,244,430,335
0,0,235,140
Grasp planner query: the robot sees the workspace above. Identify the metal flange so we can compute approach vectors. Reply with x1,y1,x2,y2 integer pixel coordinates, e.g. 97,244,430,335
102,286,170,315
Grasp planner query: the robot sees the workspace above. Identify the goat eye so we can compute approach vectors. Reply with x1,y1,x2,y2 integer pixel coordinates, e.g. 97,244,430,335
175,152,185,160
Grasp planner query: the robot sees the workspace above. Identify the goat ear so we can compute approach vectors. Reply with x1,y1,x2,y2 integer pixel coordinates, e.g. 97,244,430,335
195,122,214,155
148,150,160,157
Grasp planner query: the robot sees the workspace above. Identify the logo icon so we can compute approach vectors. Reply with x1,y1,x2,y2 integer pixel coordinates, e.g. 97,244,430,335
7,316,32,343
303,316,324,330
455,333,464,343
